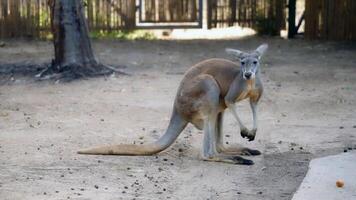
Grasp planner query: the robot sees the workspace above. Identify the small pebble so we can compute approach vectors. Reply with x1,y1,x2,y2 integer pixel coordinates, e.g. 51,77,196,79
339,126,344,129
336,180,344,188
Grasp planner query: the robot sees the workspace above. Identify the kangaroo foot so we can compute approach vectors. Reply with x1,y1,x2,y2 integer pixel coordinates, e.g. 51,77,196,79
218,146,261,156
239,148,261,156
202,155,254,165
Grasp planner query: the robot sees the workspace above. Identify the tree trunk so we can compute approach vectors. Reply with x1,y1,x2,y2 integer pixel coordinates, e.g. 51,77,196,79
51,0,96,67
39,0,122,80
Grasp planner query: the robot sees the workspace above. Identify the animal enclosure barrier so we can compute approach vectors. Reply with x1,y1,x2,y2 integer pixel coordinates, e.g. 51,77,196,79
0,0,286,39
0,0,137,38
304,0,356,40
0,0,51,38
208,0,286,36
136,0,203,28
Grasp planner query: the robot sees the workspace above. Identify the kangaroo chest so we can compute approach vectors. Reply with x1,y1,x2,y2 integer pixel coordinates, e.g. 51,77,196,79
235,80,260,102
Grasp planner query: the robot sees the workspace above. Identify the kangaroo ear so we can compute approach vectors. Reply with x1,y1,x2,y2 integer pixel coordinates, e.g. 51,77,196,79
225,48,247,60
255,44,268,58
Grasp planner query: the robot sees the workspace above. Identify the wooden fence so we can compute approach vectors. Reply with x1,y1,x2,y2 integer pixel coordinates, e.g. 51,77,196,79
0,0,136,38
0,0,50,38
305,0,356,40
0,0,286,39
140,0,199,23
208,0,286,35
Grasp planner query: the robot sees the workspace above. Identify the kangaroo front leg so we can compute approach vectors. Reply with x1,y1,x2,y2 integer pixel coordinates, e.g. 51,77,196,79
225,103,250,139
248,100,258,141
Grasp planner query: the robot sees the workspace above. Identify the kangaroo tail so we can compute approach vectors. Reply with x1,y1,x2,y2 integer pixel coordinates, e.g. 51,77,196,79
77,109,187,155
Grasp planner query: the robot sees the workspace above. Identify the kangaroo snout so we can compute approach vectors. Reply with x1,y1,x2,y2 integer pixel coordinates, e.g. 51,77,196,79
244,72,252,79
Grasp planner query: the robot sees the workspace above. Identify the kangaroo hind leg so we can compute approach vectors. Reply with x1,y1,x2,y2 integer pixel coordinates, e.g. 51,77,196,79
196,75,253,165
202,114,254,165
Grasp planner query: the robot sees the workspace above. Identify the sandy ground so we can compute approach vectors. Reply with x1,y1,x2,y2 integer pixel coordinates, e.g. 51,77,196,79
0,37,356,200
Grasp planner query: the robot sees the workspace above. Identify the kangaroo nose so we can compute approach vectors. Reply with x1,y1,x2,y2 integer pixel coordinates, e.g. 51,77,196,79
244,72,252,79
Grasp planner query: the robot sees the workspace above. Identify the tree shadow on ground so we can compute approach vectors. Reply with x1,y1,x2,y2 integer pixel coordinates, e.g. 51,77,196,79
0,62,127,85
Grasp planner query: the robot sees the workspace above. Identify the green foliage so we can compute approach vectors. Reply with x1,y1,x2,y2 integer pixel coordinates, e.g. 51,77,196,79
38,30,157,41
90,30,157,40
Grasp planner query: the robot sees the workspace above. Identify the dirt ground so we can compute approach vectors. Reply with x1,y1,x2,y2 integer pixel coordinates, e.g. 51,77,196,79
0,37,355,200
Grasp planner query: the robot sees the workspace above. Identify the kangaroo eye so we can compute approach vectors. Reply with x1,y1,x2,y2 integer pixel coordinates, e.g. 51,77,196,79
253,61,258,64
241,61,245,65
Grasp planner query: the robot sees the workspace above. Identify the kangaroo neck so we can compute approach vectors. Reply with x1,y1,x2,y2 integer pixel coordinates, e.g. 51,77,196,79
238,72,257,90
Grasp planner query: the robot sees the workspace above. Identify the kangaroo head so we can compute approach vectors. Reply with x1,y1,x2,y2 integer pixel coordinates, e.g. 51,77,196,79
225,44,268,80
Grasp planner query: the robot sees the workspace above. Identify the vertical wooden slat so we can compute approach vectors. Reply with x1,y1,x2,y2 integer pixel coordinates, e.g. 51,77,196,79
305,0,356,40
106,0,111,32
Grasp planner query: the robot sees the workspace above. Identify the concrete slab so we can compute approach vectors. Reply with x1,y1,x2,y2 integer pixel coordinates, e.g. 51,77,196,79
292,151,356,200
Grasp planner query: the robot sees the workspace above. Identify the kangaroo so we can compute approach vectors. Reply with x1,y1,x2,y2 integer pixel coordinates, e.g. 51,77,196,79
78,44,268,165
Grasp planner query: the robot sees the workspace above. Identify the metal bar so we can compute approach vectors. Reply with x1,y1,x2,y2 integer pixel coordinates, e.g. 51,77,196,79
295,10,305,34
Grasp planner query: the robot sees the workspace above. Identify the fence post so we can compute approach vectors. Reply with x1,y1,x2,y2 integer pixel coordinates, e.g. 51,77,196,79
288,0,296,38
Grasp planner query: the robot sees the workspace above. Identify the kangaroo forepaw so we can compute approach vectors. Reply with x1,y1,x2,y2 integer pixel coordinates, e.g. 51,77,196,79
240,128,249,138
247,129,257,141
241,128,257,141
